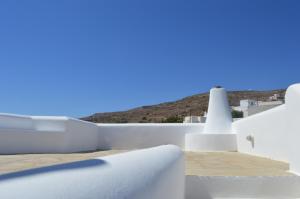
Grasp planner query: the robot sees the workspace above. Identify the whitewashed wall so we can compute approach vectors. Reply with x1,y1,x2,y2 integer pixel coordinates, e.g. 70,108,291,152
0,114,98,154
234,105,288,162
285,83,300,172
234,83,300,173
185,134,237,151
185,175,300,199
0,113,34,130
0,114,203,153
0,145,185,199
97,123,203,150
64,118,98,152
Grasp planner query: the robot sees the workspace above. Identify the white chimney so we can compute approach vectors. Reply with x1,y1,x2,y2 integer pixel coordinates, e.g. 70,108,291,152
203,86,233,134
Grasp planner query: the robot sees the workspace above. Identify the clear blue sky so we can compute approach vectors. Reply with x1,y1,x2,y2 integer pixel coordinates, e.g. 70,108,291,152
0,0,299,117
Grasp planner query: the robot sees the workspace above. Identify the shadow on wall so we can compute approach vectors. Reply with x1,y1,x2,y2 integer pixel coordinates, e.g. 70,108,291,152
0,159,107,182
246,135,255,148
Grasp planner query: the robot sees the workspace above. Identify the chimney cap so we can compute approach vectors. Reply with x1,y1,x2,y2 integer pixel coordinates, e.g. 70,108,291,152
214,85,222,88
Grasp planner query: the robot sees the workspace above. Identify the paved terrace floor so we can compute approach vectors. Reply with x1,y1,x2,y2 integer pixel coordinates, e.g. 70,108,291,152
0,150,293,176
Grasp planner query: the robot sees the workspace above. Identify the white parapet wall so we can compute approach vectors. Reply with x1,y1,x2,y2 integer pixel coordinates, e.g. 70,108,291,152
63,118,99,153
0,145,185,199
0,113,34,130
97,123,203,150
0,114,99,154
285,83,300,173
233,83,300,174
185,175,300,199
0,86,239,153
185,134,237,151
233,104,288,162
0,113,205,153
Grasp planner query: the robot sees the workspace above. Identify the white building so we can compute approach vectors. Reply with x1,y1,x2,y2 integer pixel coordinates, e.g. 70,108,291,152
183,115,206,123
0,84,300,199
240,99,258,109
232,98,284,117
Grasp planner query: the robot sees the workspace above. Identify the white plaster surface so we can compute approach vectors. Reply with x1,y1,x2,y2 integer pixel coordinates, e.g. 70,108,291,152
234,105,288,162
97,123,203,150
204,87,232,134
0,114,206,153
185,175,300,199
185,87,236,151
0,145,185,199
0,86,237,154
185,133,237,151
2,84,300,198
285,83,300,173
0,113,33,130
0,114,98,154
234,83,300,174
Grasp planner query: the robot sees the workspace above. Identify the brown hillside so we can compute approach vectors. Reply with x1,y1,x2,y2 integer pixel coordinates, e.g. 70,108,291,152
81,89,285,123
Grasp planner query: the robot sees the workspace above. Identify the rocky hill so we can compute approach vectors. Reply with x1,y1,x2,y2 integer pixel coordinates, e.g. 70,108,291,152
81,89,285,123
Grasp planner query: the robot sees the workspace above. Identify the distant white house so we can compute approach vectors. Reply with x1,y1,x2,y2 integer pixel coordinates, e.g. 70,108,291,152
183,115,206,123
232,94,284,117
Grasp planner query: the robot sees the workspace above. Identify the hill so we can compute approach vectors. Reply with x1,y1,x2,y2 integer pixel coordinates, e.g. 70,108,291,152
81,89,285,123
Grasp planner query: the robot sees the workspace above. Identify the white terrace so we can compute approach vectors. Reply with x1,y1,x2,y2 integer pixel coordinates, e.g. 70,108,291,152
0,84,300,198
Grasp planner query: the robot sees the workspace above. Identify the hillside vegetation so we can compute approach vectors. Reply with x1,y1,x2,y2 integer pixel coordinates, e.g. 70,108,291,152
81,89,285,123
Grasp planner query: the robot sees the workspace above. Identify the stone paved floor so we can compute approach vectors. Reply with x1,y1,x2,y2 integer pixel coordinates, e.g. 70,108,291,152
185,151,293,176
0,150,293,176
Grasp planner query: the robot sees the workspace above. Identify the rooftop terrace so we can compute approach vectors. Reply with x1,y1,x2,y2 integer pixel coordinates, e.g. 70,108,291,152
0,150,293,176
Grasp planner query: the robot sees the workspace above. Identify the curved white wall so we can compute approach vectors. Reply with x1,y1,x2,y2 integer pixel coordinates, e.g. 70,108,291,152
0,113,33,130
0,145,185,199
64,118,99,153
204,87,232,134
97,123,203,150
234,105,288,162
0,115,98,154
285,83,300,172
234,83,300,173
31,116,67,132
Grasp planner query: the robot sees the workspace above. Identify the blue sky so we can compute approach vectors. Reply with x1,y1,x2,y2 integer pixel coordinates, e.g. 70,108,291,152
0,0,299,117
